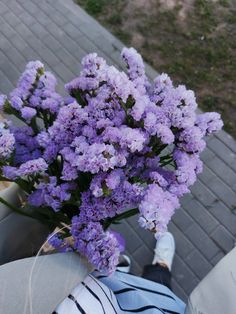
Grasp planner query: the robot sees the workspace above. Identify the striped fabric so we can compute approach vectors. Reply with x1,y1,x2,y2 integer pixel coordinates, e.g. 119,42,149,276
55,271,185,314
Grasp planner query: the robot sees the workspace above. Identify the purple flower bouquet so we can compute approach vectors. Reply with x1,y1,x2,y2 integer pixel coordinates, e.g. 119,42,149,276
0,48,223,274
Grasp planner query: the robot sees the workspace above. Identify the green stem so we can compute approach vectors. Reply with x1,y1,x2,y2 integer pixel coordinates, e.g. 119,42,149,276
0,196,33,219
160,161,171,167
15,178,33,194
72,90,87,107
155,144,168,155
160,154,172,162
119,100,128,115
30,117,39,134
103,207,139,230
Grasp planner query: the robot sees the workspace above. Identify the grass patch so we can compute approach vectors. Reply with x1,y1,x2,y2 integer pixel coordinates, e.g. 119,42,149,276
75,0,236,137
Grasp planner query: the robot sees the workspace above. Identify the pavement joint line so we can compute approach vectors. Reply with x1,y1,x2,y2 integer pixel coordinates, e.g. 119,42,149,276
198,176,236,212
172,221,197,254
174,251,200,293
1,10,63,74
207,142,236,173
192,176,233,212
25,23,83,77
202,162,236,194
175,202,219,236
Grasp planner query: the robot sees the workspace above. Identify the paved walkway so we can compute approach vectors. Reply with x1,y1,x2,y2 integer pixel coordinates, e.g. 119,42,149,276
0,0,236,301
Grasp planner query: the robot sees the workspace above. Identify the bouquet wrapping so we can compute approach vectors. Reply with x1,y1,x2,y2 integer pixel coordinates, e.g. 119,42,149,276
0,48,223,274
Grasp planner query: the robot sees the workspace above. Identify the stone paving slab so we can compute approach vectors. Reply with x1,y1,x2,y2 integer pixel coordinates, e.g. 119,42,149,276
0,0,236,302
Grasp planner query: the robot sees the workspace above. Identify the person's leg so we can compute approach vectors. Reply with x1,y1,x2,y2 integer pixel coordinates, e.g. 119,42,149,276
142,232,175,290
142,263,172,289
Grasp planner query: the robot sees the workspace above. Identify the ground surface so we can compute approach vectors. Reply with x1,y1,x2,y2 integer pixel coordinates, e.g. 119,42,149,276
0,0,236,302
76,0,236,136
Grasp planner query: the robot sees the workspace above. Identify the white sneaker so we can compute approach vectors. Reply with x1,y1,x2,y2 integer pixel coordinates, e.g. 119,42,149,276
152,232,175,271
117,254,131,273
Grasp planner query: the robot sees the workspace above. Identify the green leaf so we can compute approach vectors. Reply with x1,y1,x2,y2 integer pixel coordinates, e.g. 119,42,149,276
103,207,139,230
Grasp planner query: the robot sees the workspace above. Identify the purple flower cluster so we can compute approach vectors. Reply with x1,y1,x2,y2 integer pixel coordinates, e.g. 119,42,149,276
0,121,15,160
71,218,120,274
47,232,73,253
11,126,42,165
139,184,179,236
28,176,76,211
3,157,48,180
3,61,62,126
0,47,223,274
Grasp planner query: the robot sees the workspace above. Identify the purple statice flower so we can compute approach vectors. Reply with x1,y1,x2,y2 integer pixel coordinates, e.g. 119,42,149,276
172,149,203,189
69,137,126,174
86,86,126,129
26,60,44,71
138,184,179,237
47,232,72,253
196,112,223,136
109,230,126,252
8,61,62,118
71,218,120,275
119,127,148,153
106,66,135,103
121,47,148,94
21,107,37,123
40,96,61,113
79,180,144,224
177,126,206,153
11,126,42,165
10,61,43,102
60,156,78,181
36,131,50,148
144,111,158,135
0,122,15,159
145,156,161,168
150,73,173,104
43,143,58,163
103,126,147,153
65,53,107,93
158,84,197,130
46,101,88,150
29,70,62,114
130,94,150,121
61,162,78,181
17,157,48,177
89,173,106,197
89,169,125,198
29,95,41,107
168,183,189,197
81,53,107,76
10,96,23,111
65,76,98,93
28,176,76,211
105,169,124,190
156,124,174,144
121,47,145,79
149,171,169,188
2,166,19,180
39,71,57,90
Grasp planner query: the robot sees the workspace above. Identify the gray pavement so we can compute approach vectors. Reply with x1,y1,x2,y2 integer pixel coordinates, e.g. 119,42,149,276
0,0,236,302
